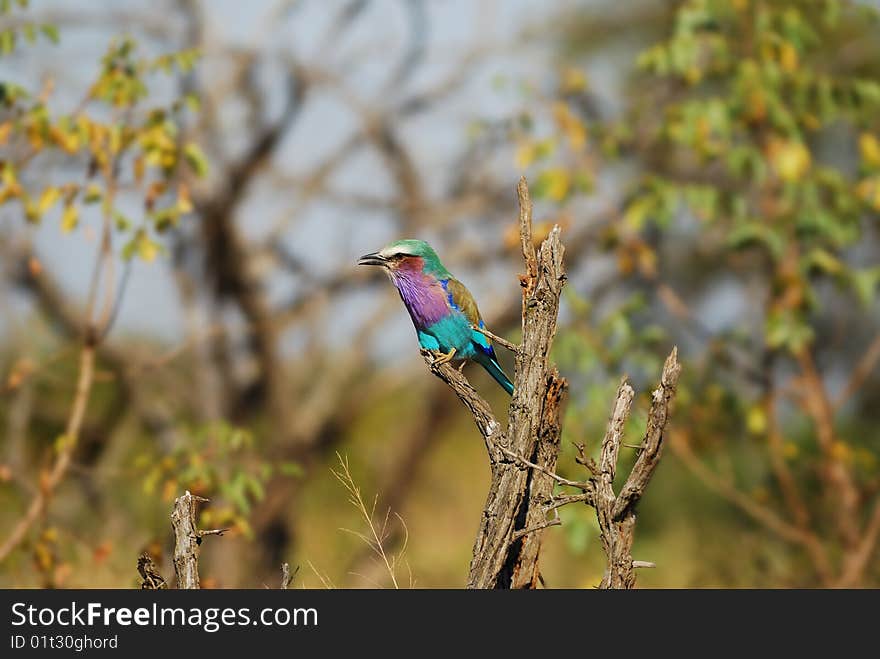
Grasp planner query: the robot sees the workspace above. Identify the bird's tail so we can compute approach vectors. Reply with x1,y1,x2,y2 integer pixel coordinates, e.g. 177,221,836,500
477,353,514,396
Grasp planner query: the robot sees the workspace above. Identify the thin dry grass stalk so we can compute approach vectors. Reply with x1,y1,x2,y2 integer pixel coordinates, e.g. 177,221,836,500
331,453,413,589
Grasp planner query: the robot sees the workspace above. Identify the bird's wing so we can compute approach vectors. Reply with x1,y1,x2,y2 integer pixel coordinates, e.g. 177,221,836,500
442,278,495,355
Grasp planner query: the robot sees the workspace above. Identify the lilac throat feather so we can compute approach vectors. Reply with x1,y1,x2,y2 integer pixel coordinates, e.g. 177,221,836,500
390,258,450,330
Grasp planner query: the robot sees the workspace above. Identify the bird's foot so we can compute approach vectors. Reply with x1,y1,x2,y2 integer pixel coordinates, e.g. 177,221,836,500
457,361,466,373
432,347,457,366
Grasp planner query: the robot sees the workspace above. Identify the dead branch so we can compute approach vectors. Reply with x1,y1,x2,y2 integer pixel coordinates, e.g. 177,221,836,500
171,490,224,589
596,351,680,588
423,181,680,588
613,350,680,520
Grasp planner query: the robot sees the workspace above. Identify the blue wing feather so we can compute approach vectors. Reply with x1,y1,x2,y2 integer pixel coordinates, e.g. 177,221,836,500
435,277,513,394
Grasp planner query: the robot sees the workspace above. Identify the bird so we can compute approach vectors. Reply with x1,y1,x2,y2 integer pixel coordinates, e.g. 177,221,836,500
358,239,514,395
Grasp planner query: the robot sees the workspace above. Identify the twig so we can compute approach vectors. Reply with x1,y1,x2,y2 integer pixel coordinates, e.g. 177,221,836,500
471,324,518,352
837,497,880,587
765,388,811,529
545,492,594,511
511,518,562,542
281,562,298,589
0,344,96,563
796,348,861,550
494,443,591,490
835,332,880,410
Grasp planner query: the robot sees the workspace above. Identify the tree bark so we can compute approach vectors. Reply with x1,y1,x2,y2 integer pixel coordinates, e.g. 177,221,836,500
170,491,226,589
171,491,205,589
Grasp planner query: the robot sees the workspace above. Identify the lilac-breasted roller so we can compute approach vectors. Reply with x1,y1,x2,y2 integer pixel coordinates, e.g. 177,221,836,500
358,239,514,395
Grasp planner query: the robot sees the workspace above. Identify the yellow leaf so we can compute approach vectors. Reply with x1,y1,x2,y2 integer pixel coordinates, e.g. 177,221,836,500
552,102,587,150
61,204,79,233
138,235,160,262
830,441,851,463
83,184,102,204
857,176,880,211
745,88,766,122
746,405,767,435
623,196,652,230
515,141,537,169
779,42,798,73
768,137,811,182
560,67,588,94
684,65,702,85
859,133,880,168
133,155,145,184
1,162,16,186
537,168,570,201
24,197,39,223
109,125,122,155
54,434,74,453
177,183,193,213
0,122,12,146
37,186,61,215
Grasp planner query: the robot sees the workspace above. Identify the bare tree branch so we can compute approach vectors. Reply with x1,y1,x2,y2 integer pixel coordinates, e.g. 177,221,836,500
171,491,223,589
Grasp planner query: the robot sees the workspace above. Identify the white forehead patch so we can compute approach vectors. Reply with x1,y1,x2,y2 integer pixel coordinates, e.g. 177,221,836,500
379,245,415,259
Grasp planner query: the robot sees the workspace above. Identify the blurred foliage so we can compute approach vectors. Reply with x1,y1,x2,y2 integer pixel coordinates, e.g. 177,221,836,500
0,0,205,261
137,422,302,540
512,0,880,585
2,0,880,588
0,2,289,585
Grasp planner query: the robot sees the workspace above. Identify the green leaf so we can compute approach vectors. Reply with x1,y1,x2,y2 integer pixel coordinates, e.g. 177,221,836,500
766,310,814,353
40,24,59,45
726,222,785,259
851,267,880,308
83,184,102,204
802,248,843,276
0,29,16,55
183,143,209,178
113,211,131,231
122,229,163,262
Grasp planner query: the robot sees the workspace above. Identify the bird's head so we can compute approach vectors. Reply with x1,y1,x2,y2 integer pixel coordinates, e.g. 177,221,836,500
357,239,448,278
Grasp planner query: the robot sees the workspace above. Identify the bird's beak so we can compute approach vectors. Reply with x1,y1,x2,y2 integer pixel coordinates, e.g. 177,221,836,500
357,252,387,267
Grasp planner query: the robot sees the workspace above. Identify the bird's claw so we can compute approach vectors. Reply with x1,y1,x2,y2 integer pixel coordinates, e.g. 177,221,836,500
432,347,457,366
